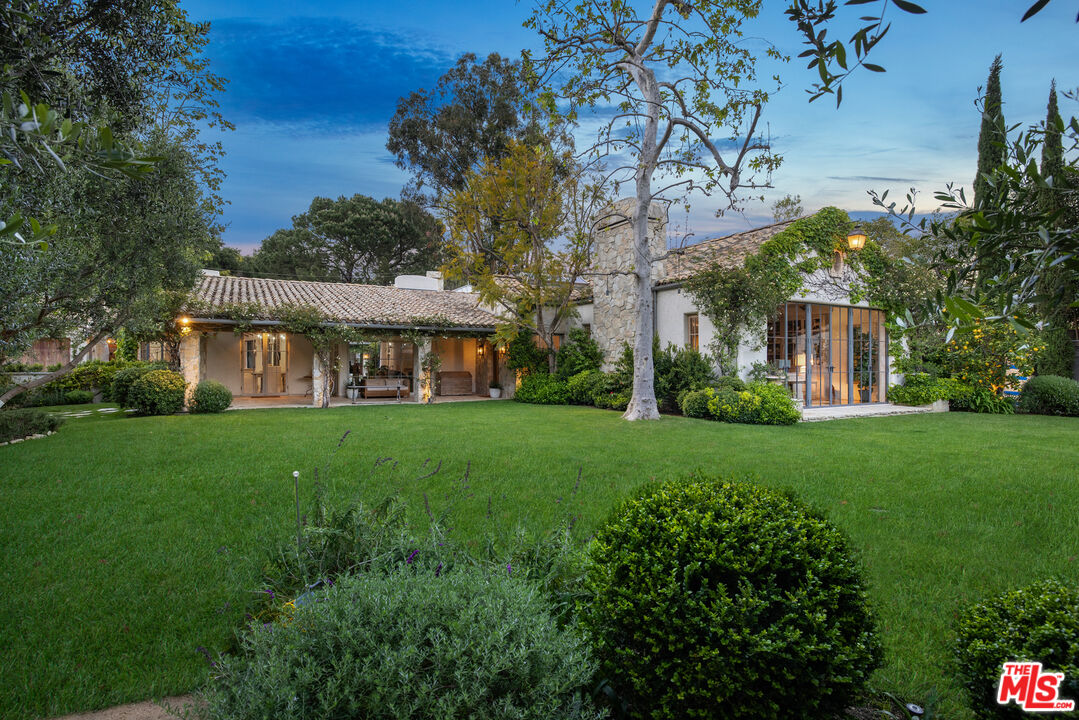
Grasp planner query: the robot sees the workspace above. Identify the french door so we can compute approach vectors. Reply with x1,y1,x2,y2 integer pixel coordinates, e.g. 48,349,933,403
767,303,887,407
240,332,288,395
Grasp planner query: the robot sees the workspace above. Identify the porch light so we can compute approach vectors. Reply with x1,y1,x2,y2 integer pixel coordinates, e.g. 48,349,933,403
477,344,486,358
846,227,867,251
179,316,190,326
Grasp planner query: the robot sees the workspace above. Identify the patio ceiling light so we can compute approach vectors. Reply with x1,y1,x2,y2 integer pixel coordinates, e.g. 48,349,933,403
846,226,867,251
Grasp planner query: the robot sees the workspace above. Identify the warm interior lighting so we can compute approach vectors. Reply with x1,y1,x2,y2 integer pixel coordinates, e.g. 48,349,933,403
846,228,867,250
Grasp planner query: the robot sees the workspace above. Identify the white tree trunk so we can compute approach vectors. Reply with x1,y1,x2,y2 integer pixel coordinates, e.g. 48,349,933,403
623,67,661,421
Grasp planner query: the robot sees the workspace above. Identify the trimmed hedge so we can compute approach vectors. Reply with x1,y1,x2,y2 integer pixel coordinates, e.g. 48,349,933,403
888,372,959,406
955,578,1079,719
205,567,602,720
513,374,569,405
581,477,882,719
1018,374,1079,417
189,380,232,413
128,369,186,416
678,387,714,418
565,370,605,405
706,381,800,425
111,365,157,407
64,390,94,405
0,409,63,443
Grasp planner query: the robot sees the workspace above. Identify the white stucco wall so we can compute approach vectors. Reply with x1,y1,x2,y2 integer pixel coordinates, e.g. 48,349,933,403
204,332,242,396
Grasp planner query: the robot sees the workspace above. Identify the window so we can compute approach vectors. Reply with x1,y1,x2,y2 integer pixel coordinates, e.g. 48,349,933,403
582,323,591,337
686,313,699,351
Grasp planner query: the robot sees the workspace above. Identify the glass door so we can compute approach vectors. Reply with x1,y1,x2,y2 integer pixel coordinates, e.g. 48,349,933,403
240,333,289,395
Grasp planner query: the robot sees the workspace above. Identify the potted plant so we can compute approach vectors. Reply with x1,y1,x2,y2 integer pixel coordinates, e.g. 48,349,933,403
853,330,874,402
489,382,501,399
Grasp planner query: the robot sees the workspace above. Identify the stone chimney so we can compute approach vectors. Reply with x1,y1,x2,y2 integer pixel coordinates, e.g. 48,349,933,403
591,198,668,369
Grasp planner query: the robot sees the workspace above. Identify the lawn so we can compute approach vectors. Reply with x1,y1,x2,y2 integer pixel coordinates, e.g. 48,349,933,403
1,401,1077,719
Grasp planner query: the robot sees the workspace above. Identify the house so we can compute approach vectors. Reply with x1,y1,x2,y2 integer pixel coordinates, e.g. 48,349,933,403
176,271,515,405
572,199,892,409
174,200,890,409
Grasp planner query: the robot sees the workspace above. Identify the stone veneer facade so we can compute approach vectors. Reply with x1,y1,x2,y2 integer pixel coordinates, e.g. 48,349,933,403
591,198,668,370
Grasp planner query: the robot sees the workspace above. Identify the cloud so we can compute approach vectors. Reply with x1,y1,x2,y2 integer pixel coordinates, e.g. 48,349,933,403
206,18,456,131
825,175,920,183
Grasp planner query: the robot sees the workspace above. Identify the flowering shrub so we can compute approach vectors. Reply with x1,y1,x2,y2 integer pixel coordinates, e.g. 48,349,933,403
943,320,1037,395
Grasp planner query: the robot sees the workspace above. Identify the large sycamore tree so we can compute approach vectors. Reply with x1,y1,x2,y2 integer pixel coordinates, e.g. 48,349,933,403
526,0,783,420
443,140,607,372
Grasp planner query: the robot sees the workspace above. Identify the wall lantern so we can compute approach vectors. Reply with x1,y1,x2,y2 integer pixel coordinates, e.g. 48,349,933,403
846,226,867,251
179,316,191,326
477,343,486,358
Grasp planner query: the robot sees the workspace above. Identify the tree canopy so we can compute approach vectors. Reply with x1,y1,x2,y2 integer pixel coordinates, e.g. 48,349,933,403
248,195,444,285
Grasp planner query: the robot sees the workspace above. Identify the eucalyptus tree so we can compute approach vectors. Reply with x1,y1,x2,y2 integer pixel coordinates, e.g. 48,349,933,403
526,0,784,420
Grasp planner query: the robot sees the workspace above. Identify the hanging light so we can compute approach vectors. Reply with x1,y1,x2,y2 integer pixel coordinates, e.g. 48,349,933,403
846,226,867,250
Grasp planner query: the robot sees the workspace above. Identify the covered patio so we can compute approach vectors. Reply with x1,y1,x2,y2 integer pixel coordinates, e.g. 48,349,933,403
178,273,517,407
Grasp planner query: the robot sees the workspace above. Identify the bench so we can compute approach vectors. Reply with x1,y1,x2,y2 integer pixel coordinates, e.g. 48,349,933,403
362,376,410,400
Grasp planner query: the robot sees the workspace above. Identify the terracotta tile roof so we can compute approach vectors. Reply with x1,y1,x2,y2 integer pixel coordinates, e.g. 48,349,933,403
658,218,798,284
191,274,499,330
492,275,593,303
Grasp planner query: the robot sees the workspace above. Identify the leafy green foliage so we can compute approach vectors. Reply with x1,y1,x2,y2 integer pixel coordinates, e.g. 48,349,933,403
555,328,604,380
565,370,605,405
686,208,855,374
707,381,801,425
955,578,1079,719
580,477,882,719
974,55,1006,209
0,408,62,443
888,373,959,406
1034,326,1075,378
951,384,1015,415
64,390,93,405
514,374,569,405
206,566,602,720
111,365,160,407
127,369,186,416
505,332,550,376
1018,375,1079,416
677,387,714,418
188,380,232,414
248,194,443,284
653,342,716,413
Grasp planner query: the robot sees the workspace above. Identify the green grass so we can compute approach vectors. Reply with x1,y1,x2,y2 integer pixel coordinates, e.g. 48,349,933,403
1,401,1077,719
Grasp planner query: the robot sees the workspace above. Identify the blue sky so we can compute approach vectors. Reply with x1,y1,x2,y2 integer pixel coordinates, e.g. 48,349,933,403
179,0,1079,253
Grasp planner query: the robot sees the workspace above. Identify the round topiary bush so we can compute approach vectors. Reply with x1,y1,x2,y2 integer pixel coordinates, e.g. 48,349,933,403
205,567,603,720
678,387,714,418
188,379,232,413
1018,375,1079,417
955,578,1079,720
64,389,94,405
110,365,155,406
127,369,186,415
580,477,882,720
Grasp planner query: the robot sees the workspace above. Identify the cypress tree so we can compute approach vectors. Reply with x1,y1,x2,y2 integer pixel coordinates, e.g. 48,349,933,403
1041,80,1064,191
973,54,1005,208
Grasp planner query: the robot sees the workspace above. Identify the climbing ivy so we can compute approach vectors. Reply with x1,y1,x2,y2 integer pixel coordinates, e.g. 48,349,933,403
686,208,860,375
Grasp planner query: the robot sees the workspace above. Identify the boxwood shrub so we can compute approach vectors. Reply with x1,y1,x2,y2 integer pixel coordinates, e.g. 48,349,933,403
580,477,881,720
955,578,1079,719
111,365,156,407
1018,374,1079,417
0,409,63,443
127,369,186,415
565,370,605,405
707,382,800,425
678,387,714,418
188,380,232,413
205,567,602,720
64,389,94,404
514,373,569,405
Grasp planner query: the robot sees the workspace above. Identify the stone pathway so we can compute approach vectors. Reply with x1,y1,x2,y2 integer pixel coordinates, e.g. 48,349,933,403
801,401,948,422
51,695,200,720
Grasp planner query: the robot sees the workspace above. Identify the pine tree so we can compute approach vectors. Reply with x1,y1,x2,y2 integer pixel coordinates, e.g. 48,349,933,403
973,55,1005,208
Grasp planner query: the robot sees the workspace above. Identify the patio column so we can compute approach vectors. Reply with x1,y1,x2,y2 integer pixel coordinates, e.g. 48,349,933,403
312,349,327,407
413,336,432,403
179,331,203,405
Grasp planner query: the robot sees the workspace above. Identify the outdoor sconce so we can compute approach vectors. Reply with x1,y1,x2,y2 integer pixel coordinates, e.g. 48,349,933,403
179,316,191,326
846,227,867,251
477,343,486,358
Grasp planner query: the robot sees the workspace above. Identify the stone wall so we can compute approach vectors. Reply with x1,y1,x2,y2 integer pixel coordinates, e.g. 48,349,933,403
591,198,668,370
